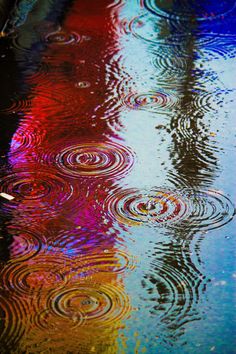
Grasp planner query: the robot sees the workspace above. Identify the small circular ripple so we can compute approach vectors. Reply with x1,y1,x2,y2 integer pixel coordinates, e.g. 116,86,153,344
122,91,178,113
8,227,46,262
75,81,91,88
106,188,235,231
0,257,68,296
0,170,74,214
106,188,188,227
43,283,131,328
143,0,236,22
45,30,81,45
56,141,135,178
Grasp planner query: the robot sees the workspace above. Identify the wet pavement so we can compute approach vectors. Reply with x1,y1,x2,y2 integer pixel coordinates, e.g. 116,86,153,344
0,0,235,353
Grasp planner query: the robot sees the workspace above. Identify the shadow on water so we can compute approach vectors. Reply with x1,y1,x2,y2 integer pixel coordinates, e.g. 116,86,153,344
127,0,236,348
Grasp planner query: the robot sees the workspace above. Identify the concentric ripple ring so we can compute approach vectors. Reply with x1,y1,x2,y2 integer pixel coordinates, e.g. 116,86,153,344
46,283,131,328
0,170,74,204
106,188,189,227
122,91,177,112
105,188,235,230
45,30,81,45
56,141,135,178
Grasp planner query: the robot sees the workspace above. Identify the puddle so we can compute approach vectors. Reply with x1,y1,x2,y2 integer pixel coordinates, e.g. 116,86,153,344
0,0,235,353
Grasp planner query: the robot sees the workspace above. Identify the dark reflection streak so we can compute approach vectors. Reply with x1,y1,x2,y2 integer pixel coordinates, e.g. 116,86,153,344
0,33,20,263
0,0,76,160
139,3,220,343
0,0,75,272
0,0,16,33
0,38,20,159
143,240,205,342
169,31,218,189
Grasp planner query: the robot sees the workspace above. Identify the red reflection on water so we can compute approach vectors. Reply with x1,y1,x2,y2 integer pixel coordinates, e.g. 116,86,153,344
6,1,131,351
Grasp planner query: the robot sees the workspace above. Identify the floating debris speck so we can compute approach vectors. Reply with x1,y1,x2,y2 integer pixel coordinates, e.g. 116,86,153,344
0,192,15,201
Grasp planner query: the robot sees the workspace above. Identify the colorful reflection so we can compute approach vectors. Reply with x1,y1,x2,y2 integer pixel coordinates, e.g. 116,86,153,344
0,0,235,353
1,0,132,352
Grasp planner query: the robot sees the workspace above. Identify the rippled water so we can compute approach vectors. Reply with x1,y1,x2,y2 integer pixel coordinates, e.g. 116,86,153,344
0,0,235,353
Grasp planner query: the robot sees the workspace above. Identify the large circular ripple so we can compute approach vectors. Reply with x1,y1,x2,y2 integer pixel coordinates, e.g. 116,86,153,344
129,13,229,51
36,283,131,330
106,188,189,227
129,14,188,45
55,141,135,178
0,170,74,214
182,189,235,231
143,0,236,22
105,188,235,231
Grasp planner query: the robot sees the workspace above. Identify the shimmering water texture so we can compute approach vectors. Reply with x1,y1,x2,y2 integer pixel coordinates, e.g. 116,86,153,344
106,188,235,231
144,0,236,21
55,141,135,178
0,0,235,353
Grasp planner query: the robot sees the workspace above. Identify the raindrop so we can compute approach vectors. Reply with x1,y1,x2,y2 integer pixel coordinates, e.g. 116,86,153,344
75,81,91,88
45,30,81,45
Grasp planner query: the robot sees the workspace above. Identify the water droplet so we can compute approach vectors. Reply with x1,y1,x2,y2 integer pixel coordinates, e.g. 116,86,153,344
75,81,91,88
45,30,81,45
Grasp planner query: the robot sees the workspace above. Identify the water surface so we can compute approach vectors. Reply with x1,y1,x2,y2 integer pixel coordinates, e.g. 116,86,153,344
0,0,235,353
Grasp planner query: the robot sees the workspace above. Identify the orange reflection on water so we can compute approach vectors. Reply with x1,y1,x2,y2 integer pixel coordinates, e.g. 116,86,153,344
2,0,132,352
